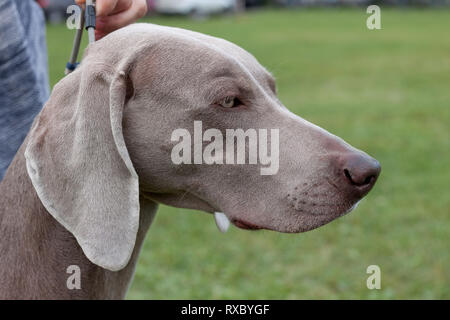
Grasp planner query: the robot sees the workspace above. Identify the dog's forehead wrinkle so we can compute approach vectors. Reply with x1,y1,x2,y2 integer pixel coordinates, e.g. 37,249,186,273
113,24,273,94
192,43,269,96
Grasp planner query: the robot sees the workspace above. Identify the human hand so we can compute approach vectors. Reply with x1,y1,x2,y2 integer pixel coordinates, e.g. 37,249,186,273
36,0,49,8
75,0,148,40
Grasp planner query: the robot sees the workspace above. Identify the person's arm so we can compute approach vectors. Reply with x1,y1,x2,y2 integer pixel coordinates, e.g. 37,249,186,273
75,0,148,40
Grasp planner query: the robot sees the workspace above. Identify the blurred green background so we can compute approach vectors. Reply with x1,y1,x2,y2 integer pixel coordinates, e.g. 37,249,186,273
47,8,449,299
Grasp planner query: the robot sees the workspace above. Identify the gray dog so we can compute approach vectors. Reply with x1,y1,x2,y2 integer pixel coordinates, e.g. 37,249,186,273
0,24,380,299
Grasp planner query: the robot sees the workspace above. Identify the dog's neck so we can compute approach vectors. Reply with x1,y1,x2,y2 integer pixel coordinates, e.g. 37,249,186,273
0,141,157,299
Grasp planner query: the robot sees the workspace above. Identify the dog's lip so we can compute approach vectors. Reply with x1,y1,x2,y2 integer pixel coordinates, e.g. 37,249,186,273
232,218,263,230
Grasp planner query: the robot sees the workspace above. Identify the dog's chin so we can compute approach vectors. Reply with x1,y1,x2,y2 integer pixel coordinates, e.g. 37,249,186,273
225,200,362,233
283,199,362,233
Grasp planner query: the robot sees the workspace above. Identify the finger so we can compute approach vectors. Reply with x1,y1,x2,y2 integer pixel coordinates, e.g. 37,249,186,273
108,0,133,15
75,0,85,9
95,0,147,35
96,0,119,17
75,0,130,16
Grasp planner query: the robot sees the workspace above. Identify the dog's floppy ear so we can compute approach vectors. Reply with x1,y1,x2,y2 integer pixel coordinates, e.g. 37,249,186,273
25,62,138,271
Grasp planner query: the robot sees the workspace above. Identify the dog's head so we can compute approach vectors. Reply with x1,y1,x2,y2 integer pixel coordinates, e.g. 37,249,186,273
25,24,380,271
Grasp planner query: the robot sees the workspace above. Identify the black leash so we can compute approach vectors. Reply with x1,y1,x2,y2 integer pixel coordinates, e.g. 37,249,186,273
65,0,96,75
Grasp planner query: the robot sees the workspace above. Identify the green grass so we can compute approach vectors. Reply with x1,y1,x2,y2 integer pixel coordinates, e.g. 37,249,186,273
46,8,450,299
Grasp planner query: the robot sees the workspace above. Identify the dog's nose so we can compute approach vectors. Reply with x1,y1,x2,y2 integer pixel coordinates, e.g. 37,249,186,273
341,153,381,197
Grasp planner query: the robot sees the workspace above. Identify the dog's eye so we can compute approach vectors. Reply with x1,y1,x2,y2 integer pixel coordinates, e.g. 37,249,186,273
219,96,240,108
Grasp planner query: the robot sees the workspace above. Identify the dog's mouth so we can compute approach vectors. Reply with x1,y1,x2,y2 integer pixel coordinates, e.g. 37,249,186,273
214,212,264,232
232,219,263,231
